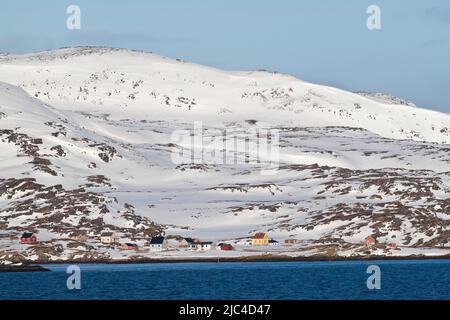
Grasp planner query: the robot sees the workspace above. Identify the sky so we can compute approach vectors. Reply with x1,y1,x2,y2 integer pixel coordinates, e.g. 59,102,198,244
1,0,450,113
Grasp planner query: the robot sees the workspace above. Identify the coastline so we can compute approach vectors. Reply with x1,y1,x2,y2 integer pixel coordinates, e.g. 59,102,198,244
0,265,50,273
26,253,450,266
3,254,450,272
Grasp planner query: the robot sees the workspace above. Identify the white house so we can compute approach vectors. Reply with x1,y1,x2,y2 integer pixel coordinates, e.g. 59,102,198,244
149,236,166,251
268,239,279,246
100,232,117,244
191,242,213,251
179,237,195,248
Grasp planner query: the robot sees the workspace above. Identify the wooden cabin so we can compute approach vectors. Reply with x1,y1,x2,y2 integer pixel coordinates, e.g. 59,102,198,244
122,243,138,251
285,239,300,245
218,243,234,251
20,232,38,245
364,236,376,247
252,233,269,246
149,236,166,251
191,241,213,251
100,232,117,244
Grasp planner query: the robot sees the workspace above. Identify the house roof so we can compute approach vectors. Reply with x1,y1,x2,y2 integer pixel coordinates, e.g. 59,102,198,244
184,237,195,243
192,241,212,246
21,232,34,238
269,239,278,243
150,236,165,244
125,243,137,247
253,233,267,239
101,232,114,237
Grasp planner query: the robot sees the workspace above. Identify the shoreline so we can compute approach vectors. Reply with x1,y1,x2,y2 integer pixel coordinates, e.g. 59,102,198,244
3,254,450,272
0,265,50,273
23,253,450,266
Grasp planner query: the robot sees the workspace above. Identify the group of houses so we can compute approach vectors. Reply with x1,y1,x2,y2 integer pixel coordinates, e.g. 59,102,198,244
18,230,284,251
364,236,397,249
97,233,399,251
19,231,399,252
99,233,233,252
21,231,400,252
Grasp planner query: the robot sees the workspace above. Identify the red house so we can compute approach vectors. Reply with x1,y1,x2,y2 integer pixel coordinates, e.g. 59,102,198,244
218,243,234,251
121,243,138,251
20,232,38,244
364,236,376,247
388,243,397,249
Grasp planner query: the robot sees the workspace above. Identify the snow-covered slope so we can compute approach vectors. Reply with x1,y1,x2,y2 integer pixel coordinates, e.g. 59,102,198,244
0,47,449,263
0,47,448,144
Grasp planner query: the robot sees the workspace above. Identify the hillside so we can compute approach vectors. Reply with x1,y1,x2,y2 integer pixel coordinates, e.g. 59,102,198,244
0,47,449,264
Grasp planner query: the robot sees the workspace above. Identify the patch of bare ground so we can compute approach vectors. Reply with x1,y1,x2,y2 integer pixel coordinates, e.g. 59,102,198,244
0,177,162,237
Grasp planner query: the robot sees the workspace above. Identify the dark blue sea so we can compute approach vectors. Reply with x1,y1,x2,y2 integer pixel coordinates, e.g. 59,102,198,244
1,260,449,300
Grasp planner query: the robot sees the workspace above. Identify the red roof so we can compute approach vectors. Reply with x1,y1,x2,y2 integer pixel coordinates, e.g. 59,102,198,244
365,236,376,243
219,244,234,250
253,233,267,239
20,233,37,244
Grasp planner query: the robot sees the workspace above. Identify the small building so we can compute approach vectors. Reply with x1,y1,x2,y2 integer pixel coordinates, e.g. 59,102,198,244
180,237,195,248
364,236,376,247
20,232,38,244
191,242,213,251
252,233,269,246
100,232,117,245
149,236,166,251
285,239,299,245
122,243,138,251
199,242,213,251
218,243,234,251
184,237,195,244
388,243,397,249
70,232,86,242
268,239,279,246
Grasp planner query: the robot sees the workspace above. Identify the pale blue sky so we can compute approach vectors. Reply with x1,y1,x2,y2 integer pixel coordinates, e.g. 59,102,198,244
1,0,449,112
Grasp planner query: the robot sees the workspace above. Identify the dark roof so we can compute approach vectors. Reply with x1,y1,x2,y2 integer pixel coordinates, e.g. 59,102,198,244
150,236,165,244
184,237,195,243
269,239,278,243
191,241,212,246
21,232,34,238
253,233,267,239
125,243,137,247
101,232,114,237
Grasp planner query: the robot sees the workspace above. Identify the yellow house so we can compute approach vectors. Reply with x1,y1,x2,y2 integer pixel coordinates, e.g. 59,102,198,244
252,233,269,246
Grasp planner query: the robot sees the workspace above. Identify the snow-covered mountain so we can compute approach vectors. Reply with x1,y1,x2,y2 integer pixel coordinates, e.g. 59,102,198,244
0,47,449,263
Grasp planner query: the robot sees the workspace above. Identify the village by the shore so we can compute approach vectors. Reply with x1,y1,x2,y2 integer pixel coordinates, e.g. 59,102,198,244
2,228,449,266
17,230,394,252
